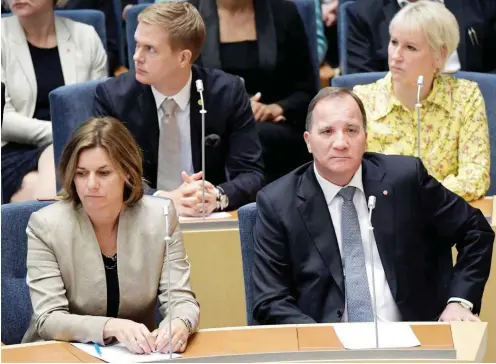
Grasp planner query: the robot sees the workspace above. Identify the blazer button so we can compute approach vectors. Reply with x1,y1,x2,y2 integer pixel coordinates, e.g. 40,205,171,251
337,309,343,318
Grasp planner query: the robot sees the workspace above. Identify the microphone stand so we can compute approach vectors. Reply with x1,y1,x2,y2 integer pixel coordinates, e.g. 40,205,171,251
196,80,207,220
163,205,173,359
416,76,424,159
367,196,379,349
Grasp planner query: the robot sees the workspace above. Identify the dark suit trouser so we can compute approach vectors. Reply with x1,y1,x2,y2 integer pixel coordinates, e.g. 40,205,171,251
256,122,311,183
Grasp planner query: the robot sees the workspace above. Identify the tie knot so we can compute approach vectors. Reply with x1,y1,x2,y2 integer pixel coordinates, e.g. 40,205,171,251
338,186,356,201
161,98,178,117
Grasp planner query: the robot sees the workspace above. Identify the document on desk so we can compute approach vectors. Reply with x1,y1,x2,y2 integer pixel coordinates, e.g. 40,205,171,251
334,322,421,349
71,342,181,362
179,212,231,222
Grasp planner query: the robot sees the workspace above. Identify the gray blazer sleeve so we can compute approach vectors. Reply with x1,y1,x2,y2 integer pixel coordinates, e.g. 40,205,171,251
26,211,111,345
157,202,200,332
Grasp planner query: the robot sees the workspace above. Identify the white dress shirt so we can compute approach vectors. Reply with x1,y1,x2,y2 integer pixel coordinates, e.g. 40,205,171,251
151,72,194,187
396,0,461,73
314,164,473,320
314,164,402,322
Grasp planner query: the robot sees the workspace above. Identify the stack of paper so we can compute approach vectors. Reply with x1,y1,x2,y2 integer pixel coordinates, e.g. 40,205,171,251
71,342,181,362
334,322,421,349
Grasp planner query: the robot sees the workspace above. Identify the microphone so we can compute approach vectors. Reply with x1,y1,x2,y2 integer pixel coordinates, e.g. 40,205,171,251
163,203,173,358
367,195,379,349
205,134,221,148
196,79,207,219
416,75,424,159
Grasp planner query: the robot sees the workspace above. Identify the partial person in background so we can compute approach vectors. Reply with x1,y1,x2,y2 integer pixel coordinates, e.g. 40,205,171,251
347,0,496,74
353,2,490,201
65,0,121,74
94,2,264,216
315,0,327,66
23,117,199,354
190,0,317,183
1,0,107,203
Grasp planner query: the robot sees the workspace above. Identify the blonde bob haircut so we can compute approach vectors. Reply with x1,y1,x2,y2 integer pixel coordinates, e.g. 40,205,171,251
138,2,206,63
389,1,460,59
58,117,145,207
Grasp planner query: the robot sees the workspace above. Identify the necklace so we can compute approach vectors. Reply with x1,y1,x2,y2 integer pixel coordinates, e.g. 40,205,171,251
102,253,117,270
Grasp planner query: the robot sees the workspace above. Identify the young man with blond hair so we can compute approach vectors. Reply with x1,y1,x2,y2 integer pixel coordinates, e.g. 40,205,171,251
94,2,264,216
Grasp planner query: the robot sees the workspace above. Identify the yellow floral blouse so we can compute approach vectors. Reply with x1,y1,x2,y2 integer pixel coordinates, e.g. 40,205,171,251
353,72,490,201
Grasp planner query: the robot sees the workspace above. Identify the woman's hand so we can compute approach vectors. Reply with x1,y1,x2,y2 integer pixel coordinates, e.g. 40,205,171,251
103,318,155,354
152,318,190,353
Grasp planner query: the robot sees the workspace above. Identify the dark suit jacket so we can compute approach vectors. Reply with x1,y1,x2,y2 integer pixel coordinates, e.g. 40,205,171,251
190,0,316,127
93,65,265,210
253,153,494,324
65,0,120,73
347,0,496,74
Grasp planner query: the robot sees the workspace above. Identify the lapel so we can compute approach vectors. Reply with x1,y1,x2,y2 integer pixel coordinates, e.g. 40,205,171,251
75,206,108,316
381,0,400,46
197,0,276,71
54,17,77,85
362,154,398,299
296,165,345,296
198,0,222,69
137,82,160,186
190,66,202,172
113,204,148,318
7,16,37,98
253,0,277,71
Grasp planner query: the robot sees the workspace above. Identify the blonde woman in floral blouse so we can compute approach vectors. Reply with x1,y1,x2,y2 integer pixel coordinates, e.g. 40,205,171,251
353,1,490,202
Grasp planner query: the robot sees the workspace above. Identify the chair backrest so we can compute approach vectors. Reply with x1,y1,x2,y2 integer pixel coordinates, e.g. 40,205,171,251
238,202,258,325
337,1,354,75
112,0,126,67
126,4,149,71
1,10,107,50
49,79,105,180
1,200,54,344
332,71,496,196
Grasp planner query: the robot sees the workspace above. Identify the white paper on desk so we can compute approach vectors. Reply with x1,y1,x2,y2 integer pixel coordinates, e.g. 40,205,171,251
334,322,421,349
179,212,231,222
71,342,181,363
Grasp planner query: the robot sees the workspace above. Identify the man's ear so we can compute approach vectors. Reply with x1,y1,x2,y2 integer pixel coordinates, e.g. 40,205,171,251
180,50,193,67
303,131,312,153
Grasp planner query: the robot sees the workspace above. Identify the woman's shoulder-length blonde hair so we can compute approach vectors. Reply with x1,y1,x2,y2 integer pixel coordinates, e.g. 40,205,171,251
389,1,460,59
58,116,145,207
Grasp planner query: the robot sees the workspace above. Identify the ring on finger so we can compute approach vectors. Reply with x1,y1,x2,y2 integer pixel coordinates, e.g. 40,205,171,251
178,339,184,346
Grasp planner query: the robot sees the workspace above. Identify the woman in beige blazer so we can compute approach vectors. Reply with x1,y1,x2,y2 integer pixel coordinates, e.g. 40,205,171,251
1,0,107,203
23,117,200,355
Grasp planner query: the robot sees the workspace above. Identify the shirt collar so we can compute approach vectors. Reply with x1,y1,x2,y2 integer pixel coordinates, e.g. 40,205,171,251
314,164,364,206
151,71,192,112
373,72,454,119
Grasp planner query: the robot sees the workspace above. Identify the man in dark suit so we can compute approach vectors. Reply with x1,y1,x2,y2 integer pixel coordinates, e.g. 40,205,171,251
253,87,494,324
347,0,496,74
94,2,264,216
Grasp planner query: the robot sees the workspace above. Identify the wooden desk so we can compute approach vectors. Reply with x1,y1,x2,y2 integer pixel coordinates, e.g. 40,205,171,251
180,211,246,329
469,197,496,363
0,322,487,363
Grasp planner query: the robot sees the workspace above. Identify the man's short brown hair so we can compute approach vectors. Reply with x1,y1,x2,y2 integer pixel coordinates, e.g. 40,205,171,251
58,117,145,207
138,2,206,62
305,87,368,131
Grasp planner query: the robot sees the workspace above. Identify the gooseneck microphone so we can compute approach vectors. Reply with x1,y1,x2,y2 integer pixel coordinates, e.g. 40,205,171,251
416,76,424,159
195,80,207,219
163,203,173,358
367,195,379,349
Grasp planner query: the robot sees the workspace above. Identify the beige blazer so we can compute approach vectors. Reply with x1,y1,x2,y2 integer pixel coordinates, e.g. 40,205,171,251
1,15,108,147
22,196,200,345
